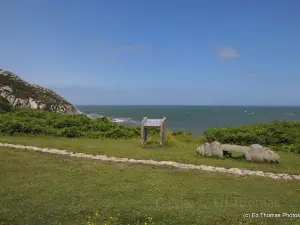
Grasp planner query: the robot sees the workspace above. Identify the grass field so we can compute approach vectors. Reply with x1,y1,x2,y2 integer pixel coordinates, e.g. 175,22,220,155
1,147,300,225
1,135,300,175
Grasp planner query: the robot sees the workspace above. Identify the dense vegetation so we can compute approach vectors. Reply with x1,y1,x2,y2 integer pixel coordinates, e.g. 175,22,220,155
0,96,12,112
204,121,300,153
1,108,300,154
0,109,193,140
0,109,142,139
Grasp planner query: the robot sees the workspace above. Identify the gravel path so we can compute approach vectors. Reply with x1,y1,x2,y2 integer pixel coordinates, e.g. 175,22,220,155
1,142,300,181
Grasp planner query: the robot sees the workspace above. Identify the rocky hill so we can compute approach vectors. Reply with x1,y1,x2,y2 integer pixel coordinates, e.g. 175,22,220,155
0,69,80,114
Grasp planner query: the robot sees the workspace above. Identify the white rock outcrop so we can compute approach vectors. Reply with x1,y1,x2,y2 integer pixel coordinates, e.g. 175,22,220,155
0,69,79,114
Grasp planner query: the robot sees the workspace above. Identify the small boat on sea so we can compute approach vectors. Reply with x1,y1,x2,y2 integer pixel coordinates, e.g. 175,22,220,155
249,112,255,115
284,112,296,116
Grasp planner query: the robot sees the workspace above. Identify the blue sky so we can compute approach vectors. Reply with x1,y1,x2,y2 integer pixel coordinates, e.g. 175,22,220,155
1,0,300,105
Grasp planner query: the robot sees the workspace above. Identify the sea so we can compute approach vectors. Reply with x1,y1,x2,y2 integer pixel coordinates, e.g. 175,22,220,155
76,105,300,135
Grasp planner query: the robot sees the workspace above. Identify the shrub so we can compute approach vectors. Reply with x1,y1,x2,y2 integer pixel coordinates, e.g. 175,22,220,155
165,131,180,147
204,121,300,153
0,109,141,139
0,97,13,112
60,127,84,138
0,109,192,140
145,136,155,146
172,129,192,136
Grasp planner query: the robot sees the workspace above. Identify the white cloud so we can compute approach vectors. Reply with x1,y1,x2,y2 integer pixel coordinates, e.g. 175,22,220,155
217,46,239,59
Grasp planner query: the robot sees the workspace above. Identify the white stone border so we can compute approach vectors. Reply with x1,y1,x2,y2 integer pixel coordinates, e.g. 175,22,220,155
1,142,300,181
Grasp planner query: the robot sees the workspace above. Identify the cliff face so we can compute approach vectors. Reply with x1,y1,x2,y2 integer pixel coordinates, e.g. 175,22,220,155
0,69,80,114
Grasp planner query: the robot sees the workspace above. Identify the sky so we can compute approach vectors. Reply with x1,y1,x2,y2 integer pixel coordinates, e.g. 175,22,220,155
1,0,300,105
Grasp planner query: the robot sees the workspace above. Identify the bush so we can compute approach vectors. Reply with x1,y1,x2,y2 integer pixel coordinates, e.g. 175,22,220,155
0,97,13,112
172,129,192,136
60,127,84,138
0,109,193,140
204,121,300,153
0,109,141,139
165,131,180,147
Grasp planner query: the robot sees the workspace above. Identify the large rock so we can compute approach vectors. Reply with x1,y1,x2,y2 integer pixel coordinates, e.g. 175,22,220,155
262,147,280,163
244,144,280,163
196,142,221,157
204,143,212,156
210,141,223,157
196,145,204,154
0,69,80,114
245,144,264,162
221,144,250,154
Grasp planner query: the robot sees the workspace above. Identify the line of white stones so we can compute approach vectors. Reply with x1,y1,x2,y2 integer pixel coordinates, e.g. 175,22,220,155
1,142,300,181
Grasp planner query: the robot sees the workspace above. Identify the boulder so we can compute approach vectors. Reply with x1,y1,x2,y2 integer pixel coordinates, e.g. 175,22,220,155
204,143,212,156
196,145,204,154
262,149,272,163
210,141,223,157
221,144,250,154
262,148,280,163
245,144,264,162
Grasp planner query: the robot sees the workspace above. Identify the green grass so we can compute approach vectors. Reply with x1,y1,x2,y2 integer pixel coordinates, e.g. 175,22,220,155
1,147,300,225
1,135,300,175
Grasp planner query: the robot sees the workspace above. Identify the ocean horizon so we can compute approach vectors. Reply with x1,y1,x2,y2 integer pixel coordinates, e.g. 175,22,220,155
77,105,300,135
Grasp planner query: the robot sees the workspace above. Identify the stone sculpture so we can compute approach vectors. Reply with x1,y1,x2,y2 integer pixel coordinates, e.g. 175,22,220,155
196,142,280,163
204,143,212,156
210,141,223,157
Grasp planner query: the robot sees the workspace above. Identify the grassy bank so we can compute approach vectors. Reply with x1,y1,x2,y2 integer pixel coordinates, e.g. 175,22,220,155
1,147,300,225
2,109,300,152
1,109,300,174
1,135,300,174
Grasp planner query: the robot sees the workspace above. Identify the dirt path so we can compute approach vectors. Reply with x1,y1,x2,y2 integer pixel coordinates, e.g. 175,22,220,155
1,142,300,181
